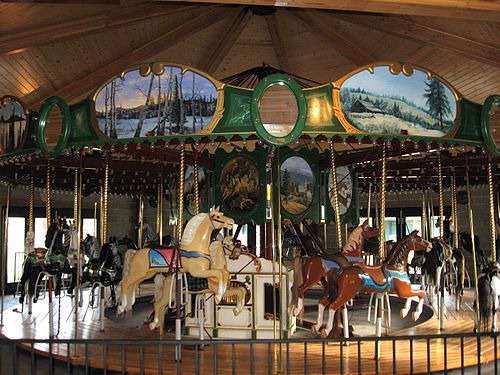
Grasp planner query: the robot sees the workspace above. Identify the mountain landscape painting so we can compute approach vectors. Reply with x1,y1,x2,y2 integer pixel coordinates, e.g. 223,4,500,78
339,67,457,137
0,97,26,154
281,156,315,215
95,66,218,139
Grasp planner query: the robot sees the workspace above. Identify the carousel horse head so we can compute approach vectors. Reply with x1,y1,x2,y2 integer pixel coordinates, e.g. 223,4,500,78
221,235,247,260
45,216,69,255
342,220,379,258
82,234,101,260
208,206,234,230
385,230,432,268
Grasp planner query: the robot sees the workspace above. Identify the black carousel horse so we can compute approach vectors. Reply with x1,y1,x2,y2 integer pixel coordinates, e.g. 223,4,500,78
18,217,76,305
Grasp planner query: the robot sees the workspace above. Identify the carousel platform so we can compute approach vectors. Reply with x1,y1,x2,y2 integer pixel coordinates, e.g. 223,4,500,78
0,287,497,374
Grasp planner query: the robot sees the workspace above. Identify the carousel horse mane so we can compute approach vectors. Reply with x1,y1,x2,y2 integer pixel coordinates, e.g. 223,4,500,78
384,231,420,268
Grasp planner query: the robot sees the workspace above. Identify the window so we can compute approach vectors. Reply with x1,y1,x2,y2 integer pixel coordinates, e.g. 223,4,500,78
82,218,97,238
7,217,25,283
34,217,48,248
385,217,397,242
405,216,422,235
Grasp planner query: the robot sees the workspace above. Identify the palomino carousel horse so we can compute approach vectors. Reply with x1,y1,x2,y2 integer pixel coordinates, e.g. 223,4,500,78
288,220,379,318
319,231,432,338
117,207,247,333
477,262,500,332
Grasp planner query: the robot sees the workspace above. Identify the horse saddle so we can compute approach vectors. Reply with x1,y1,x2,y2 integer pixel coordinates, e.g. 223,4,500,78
322,253,350,271
360,265,387,287
148,247,178,268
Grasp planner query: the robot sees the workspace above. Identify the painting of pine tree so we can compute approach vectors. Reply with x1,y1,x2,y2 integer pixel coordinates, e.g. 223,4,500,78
95,66,218,139
339,67,456,137
280,156,314,215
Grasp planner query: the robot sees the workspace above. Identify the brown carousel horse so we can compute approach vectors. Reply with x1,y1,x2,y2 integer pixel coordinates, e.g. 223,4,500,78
117,207,247,333
320,230,432,338
288,220,379,317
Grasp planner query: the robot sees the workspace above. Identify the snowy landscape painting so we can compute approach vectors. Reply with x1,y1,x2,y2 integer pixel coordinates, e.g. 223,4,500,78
0,97,26,154
281,156,314,215
339,67,456,137
94,66,218,139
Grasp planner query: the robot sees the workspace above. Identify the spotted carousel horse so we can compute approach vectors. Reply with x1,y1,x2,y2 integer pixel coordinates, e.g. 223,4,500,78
288,220,379,318
117,207,247,333
78,235,123,307
319,231,432,338
477,262,500,332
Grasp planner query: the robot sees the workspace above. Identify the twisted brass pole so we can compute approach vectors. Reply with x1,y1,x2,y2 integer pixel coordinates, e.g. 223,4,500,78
367,182,372,226
466,165,480,329
46,161,52,227
379,144,387,259
29,176,34,234
487,163,496,262
438,151,444,239
194,150,200,216
178,143,185,241
103,159,109,243
452,175,459,249
422,189,428,240
329,142,342,250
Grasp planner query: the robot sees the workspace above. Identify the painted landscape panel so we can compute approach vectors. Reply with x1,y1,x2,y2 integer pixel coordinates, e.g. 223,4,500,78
94,66,218,139
184,166,206,216
328,166,352,215
0,97,27,154
220,156,259,215
340,67,456,137
281,156,314,215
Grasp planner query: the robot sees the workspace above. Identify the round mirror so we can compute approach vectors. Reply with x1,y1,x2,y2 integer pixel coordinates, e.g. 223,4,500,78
259,84,298,138
280,156,314,215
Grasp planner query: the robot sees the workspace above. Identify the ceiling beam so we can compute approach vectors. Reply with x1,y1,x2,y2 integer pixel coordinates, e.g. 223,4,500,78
154,0,500,22
265,10,290,72
23,6,229,107
334,13,500,68
287,9,377,66
0,3,198,56
201,7,253,75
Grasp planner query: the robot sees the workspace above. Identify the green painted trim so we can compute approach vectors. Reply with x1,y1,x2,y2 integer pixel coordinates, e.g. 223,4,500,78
481,95,500,156
251,74,307,146
37,96,72,158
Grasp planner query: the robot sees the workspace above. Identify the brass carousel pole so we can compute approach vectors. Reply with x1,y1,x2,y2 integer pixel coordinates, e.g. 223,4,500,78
367,182,372,226
157,178,164,246
176,142,185,360
103,158,109,244
422,188,428,241
28,176,34,249
194,150,200,216
487,162,496,262
99,185,104,242
374,143,386,359
73,166,82,341
1,181,11,327
451,175,459,249
437,150,445,330
465,163,480,330
329,142,343,250
46,161,55,338
276,147,283,371
46,161,52,227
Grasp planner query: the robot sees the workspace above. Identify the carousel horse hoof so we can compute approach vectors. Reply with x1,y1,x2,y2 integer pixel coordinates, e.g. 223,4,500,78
233,306,243,316
400,308,409,318
412,312,421,321
311,325,319,335
293,307,302,317
319,328,328,339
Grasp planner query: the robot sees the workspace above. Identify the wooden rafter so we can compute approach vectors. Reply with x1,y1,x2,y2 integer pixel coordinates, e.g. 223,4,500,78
201,7,253,75
23,6,229,106
155,0,500,22
287,9,377,66
265,10,290,72
334,13,500,68
0,3,198,56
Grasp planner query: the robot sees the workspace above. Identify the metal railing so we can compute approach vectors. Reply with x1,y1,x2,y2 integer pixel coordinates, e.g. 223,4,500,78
0,332,498,375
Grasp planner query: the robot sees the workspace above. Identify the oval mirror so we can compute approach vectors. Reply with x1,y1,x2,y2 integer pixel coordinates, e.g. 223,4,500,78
259,84,298,138
44,105,64,153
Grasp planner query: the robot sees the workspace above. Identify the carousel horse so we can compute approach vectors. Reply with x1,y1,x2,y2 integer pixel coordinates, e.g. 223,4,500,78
18,217,76,304
288,220,379,318
477,262,500,332
79,235,123,307
418,239,453,302
117,207,247,333
320,231,432,338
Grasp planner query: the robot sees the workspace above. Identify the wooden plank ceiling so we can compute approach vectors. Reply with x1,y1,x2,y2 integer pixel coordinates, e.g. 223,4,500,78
0,0,498,109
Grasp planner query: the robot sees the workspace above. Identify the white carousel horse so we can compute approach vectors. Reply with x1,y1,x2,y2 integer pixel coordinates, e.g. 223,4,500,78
117,207,246,333
477,262,500,332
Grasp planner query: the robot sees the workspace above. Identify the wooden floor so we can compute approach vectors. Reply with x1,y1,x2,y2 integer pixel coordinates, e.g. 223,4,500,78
0,288,498,374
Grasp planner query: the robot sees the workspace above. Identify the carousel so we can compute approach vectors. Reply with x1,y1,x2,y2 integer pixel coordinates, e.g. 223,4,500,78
0,60,499,374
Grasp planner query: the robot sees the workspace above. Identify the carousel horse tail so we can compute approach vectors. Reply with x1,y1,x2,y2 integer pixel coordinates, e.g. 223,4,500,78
453,249,465,295
121,249,137,281
326,268,340,303
288,255,304,316
477,272,494,332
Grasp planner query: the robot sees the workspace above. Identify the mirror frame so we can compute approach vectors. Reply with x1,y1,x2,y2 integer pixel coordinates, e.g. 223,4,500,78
251,74,306,146
481,94,500,156
37,96,72,158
